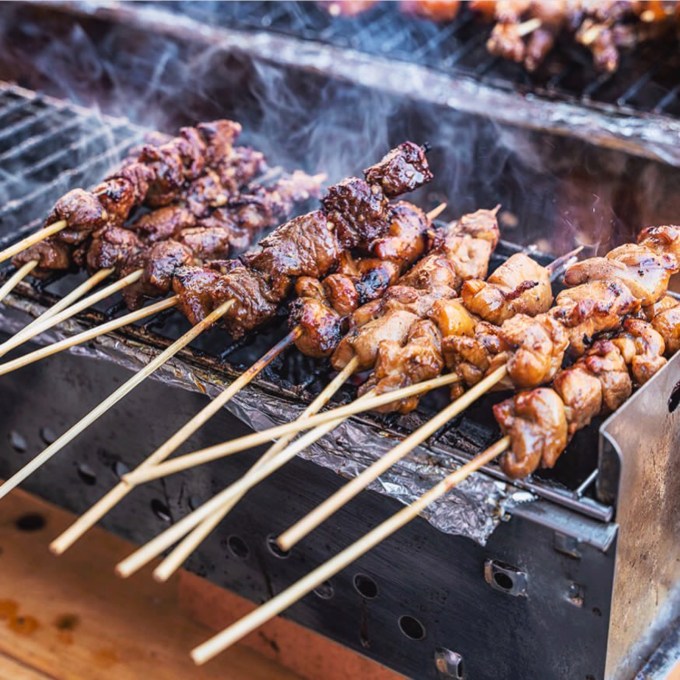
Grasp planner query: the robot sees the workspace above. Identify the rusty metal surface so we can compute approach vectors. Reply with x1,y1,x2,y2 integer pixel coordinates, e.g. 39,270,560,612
600,351,680,680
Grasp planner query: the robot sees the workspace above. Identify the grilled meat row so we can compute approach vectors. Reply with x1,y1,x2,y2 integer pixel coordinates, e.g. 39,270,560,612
173,142,433,339
495,224,680,478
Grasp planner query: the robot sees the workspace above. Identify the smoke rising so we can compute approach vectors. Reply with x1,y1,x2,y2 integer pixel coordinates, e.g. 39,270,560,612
1,2,680,253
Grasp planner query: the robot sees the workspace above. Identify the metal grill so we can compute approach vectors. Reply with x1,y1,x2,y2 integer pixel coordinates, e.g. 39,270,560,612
177,0,680,116
0,80,612,525
0,84,145,242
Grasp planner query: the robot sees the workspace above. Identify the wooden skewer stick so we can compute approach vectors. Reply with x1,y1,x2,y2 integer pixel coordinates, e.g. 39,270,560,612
121,370,463,486
277,364,508,551
0,260,38,304
0,299,233,502
152,356,360,582
52,204,445,555
0,220,67,265
517,17,542,37
426,202,447,221
116,382,375,578
14,267,115,343
0,296,178,378
122,243,582,488
50,321,294,555
191,435,511,665
0,268,143,358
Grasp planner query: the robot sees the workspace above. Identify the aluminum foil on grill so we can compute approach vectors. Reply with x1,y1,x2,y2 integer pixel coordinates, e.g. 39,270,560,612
0,294,513,545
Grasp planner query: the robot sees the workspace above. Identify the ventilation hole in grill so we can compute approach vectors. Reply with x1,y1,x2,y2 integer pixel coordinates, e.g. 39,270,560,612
227,535,249,560
15,512,46,532
592,607,602,617
112,460,129,479
39,426,56,445
8,430,27,453
492,571,514,591
353,573,379,599
668,381,680,413
398,615,426,641
150,499,171,522
313,580,334,600
76,463,97,486
266,534,290,559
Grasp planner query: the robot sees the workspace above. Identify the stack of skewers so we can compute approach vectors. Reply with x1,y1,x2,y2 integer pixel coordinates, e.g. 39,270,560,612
0,117,678,668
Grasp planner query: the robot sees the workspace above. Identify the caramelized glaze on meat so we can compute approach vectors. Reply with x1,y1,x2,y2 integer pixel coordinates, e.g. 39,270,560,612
359,319,444,413
461,252,553,324
499,313,569,388
563,244,677,306
244,210,341,299
550,280,640,356
494,388,568,479
332,208,500,371
363,142,434,198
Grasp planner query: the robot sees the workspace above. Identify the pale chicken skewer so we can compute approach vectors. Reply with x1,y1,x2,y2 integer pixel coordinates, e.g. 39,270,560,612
115,223,580,577
187,228,680,668
272,225,677,550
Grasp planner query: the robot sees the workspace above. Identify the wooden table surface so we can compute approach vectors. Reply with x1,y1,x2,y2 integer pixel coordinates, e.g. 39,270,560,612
0,488,395,679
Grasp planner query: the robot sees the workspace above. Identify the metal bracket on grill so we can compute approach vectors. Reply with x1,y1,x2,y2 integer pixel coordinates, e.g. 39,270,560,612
483,559,528,598
597,350,680,680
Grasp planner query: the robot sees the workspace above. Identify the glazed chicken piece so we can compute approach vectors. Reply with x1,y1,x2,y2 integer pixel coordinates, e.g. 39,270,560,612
461,252,553,325
442,320,511,398
494,388,568,479
550,280,640,356
499,313,569,388
332,207,500,371
358,319,444,413
563,243,678,307
639,225,680,261
612,317,667,385
651,300,680,354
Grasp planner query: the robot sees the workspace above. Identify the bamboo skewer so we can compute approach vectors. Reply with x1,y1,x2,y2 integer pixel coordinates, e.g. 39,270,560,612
0,220,67,265
0,260,38,304
116,384,375,579
0,299,234,502
190,436,511,665
122,244,582,487
277,364,508,551
516,17,542,37
0,268,143,358
49,322,296,555
0,296,178,378
15,267,115,342
120,370,463,486
152,356,360,582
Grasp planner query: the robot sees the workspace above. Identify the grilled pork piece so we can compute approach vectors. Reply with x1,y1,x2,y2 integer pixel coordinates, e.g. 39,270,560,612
12,120,266,277
289,201,431,358
173,142,433,339
495,318,668,479
461,252,553,325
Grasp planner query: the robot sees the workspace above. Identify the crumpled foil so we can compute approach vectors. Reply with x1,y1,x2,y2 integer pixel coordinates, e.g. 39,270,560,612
0,294,521,545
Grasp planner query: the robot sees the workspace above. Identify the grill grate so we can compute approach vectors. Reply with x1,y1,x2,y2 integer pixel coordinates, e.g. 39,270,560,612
0,81,611,523
152,1,680,119
0,85,145,242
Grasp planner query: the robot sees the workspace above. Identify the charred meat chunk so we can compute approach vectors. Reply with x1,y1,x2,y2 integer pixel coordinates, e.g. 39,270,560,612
363,142,433,198
322,178,389,249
